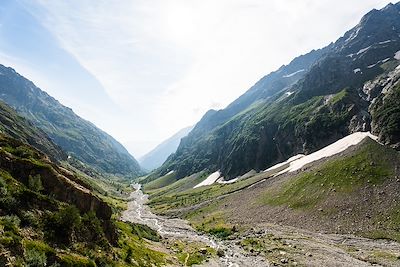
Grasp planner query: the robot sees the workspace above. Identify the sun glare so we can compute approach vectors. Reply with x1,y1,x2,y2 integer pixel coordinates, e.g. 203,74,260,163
162,2,197,44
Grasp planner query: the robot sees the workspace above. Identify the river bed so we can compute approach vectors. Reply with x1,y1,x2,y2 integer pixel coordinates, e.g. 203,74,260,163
120,184,269,267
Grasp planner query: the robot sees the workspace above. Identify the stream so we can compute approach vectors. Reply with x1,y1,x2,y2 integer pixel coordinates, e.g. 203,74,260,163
120,184,269,267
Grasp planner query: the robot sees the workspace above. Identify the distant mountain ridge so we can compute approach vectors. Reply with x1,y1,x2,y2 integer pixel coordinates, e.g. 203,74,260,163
0,64,142,178
139,126,193,171
158,2,400,180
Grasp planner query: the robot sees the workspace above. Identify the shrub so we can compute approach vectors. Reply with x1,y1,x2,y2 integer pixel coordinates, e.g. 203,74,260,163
24,240,56,267
25,247,47,267
208,226,233,239
1,215,21,232
20,211,40,227
0,215,22,248
28,174,44,192
45,206,81,244
79,211,107,246
57,254,96,267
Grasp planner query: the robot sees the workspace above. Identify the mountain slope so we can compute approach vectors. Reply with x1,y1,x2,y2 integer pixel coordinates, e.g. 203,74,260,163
146,136,400,267
139,126,193,171
158,3,400,180
0,100,66,161
0,65,142,177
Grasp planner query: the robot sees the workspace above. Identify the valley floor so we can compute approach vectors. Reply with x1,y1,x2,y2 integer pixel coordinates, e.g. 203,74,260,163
122,185,400,267
121,185,268,267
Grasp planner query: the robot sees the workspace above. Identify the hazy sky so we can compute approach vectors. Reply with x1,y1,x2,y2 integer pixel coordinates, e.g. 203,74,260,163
0,0,391,158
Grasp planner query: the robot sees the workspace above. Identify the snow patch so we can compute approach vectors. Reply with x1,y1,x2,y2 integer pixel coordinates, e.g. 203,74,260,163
367,58,391,69
217,177,238,184
283,69,305,78
357,46,371,55
264,154,305,173
324,94,334,104
379,40,392,45
194,171,221,188
345,27,361,43
353,68,361,74
394,50,400,60
275,132,377,175
285,91,294,96
165,170,175,176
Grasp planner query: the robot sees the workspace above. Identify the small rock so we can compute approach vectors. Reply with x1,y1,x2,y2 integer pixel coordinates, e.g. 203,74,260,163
199,248,208,254
280,258,289,264
306,253,313,257
257,229,265,235
217,249,225,257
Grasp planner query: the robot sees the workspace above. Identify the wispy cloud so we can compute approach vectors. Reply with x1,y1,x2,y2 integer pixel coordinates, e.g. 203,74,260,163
16,0,390,156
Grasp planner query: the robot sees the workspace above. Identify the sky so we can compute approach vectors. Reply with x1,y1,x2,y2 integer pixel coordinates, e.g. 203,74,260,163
0,0,392,158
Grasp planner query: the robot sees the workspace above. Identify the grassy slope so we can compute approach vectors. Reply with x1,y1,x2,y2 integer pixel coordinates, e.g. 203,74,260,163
144,172,180,191
256,139,400,242
262,139,393,209
146,170,269,215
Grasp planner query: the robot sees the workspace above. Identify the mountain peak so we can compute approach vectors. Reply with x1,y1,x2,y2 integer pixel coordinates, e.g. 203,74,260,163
157,2,400,180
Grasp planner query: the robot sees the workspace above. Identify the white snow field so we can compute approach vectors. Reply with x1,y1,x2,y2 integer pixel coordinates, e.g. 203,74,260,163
194,171,222,188
276,132,377,175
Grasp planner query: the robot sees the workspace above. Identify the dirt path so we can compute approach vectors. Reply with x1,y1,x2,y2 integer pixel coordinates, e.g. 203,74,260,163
121,184,268,267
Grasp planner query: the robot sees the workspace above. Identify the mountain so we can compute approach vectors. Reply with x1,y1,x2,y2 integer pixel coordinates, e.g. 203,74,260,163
139,126,193,171
0,65,142,178
0,100,66,161
158,2,400,180
0,97,171,266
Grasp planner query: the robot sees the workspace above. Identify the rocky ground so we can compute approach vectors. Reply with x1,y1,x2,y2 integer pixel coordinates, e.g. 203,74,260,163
121,184,268,267
229,224,400,267
121,183,400,267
